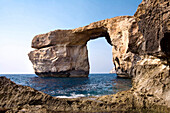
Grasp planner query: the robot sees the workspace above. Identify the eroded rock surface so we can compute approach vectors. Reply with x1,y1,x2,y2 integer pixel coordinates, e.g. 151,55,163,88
1,76,170,113
0,77,143,112
28,16,138,77
130,0,170,108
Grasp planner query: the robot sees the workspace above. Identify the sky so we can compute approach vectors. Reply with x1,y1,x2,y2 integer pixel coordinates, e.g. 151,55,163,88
0,0,142,74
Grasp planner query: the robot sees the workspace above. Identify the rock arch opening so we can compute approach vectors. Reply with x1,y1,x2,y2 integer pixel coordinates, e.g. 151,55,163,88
87,37,113,73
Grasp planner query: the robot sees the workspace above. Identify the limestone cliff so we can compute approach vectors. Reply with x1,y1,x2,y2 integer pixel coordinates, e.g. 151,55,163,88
130,0,170,108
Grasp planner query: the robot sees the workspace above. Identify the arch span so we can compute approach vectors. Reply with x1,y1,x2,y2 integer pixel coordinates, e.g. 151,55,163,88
28,16,137,77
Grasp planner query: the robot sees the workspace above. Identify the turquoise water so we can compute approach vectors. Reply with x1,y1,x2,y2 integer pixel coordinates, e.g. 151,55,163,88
0,74,132,98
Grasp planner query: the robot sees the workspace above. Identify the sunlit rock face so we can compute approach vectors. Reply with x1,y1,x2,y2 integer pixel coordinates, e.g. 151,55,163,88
134,0,170,57
29,45,89,77
130,0,170,107
28,16,138,77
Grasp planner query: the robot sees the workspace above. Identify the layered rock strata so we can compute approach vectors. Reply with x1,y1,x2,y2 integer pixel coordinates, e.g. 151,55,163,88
28,16,138,77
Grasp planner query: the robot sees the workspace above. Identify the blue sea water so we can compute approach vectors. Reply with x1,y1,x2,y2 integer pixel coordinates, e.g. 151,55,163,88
0,74,132,98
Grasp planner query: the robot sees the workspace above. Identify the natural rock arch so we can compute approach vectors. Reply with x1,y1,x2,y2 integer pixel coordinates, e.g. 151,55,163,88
28,16,137,77
87,37,113,73
3,0,170,112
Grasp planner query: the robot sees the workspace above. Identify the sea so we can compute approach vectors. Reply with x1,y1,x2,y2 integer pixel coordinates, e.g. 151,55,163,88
0,74,132,98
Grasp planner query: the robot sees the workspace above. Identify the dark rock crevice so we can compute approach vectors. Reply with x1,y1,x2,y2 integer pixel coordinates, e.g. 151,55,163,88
161,32,170,57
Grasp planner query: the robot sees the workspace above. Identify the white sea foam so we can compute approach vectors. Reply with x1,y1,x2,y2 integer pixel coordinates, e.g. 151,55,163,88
56,92,86,98
56,92,101,98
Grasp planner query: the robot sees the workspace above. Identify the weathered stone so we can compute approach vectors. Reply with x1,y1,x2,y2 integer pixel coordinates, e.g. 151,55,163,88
1,76,170,113
129,0,170,110
28,16,137,77
134,0,170,58
29,45,89,77
0,77,138,112
0,77,170,113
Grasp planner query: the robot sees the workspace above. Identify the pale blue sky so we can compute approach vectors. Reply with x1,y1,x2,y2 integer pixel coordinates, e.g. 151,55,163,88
0,0,142,74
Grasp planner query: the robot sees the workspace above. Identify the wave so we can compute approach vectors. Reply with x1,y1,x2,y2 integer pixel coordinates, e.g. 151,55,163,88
56,92,94,98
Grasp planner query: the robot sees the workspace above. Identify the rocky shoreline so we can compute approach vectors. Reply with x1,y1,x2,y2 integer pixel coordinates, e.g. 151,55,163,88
0,76,169,113
1,0,169,112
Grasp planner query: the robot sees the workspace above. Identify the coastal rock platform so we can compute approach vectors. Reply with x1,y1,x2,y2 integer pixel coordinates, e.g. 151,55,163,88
0,76,170,113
